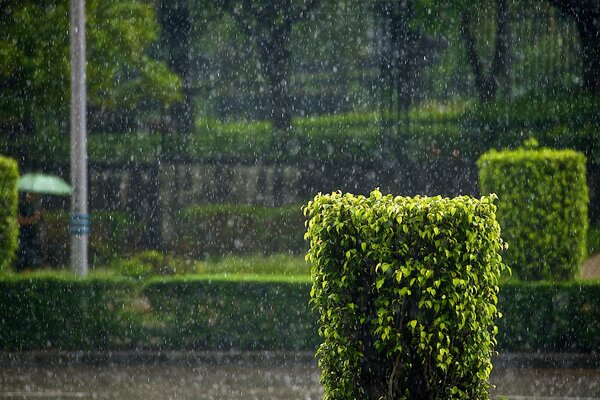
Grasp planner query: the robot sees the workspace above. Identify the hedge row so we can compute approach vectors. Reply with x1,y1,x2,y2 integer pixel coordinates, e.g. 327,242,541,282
143,276,318,350
0,156,18,272
3,117,458,165
478,144,588,280
497,281,600,352
0,274,137,350
1,274,599,352
172,204,306,257
34,205,304,267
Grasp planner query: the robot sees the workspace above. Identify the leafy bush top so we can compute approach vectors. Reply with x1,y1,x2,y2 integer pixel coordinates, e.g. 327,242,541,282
304,190,507,400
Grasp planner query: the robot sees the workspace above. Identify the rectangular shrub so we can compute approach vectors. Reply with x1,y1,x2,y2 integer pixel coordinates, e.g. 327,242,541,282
0,156,18,272
143,275,318,350
305,190,507,400
173,204,305,257
0,274,137,350
478,143,588,280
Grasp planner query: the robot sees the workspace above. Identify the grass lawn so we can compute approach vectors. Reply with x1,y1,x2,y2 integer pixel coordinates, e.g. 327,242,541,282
196,253,310,277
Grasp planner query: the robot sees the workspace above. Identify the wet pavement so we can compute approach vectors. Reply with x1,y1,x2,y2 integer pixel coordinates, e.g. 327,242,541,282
1,352,599,399
0,364,322,400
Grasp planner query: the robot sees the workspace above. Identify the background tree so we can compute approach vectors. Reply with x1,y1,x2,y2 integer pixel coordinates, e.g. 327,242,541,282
291,1,375,115
156,0,222,140
416,0,510,102
218,0,321,134
546,0,600,94
157,0,193,138
0,0,181,146
87,0,182,132
460,0,510,101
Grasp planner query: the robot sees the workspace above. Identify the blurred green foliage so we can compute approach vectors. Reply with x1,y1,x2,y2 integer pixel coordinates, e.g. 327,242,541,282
43,210,145,268
5,92,597,167
110,250,199,279
466,92,600,161
0,274,137,350
304,190,507,399
478,144,588,280
0,271,599,352
173,204,305,258
497,281,600,352
0,0,181,141
588,225,600,256
142,276,317,350
197,254,309,276
0,156,18,272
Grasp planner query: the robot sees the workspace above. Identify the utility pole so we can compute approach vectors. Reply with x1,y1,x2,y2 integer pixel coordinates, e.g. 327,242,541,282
70,0,89,277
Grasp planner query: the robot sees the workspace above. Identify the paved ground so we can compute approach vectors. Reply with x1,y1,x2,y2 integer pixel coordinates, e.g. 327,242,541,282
1,352,600,400
581,254,600,279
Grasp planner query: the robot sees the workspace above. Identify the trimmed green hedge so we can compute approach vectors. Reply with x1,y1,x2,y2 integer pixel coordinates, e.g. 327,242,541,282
478,144,588,280
197,254,310,276
304,190,507,399
0,274,137,350
2,94,598,178
0,156,18,272
142,276,318,350
173,204,305,257
0,273,599,353
497,281,600,352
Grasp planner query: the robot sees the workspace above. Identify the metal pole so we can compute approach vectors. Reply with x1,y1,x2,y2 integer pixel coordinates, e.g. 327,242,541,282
70,0,89,277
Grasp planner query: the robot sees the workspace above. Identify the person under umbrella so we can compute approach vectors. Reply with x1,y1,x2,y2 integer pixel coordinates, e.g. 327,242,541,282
16,192,43,270
16,173,71,271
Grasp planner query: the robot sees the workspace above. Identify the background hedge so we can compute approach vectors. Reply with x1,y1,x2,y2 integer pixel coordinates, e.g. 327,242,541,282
478,144,588,280
304,191,507,400
0,273,599,353
0,156,18,272
142,276,318,350
497,281,600,352
172,204,305,257
0,274,137,350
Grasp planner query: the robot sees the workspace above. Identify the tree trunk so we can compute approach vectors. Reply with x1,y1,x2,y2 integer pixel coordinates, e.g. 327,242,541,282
491,0,510,97
260,27,293,132
460,0,509,102
460,10,495,101
578,17,600,94
546,0,600,94
158,0,194,137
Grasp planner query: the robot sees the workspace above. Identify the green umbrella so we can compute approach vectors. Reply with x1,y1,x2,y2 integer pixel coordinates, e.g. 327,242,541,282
17,173,72,196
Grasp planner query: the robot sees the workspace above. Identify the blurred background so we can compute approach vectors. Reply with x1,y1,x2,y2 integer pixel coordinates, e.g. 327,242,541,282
1,0,598,269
